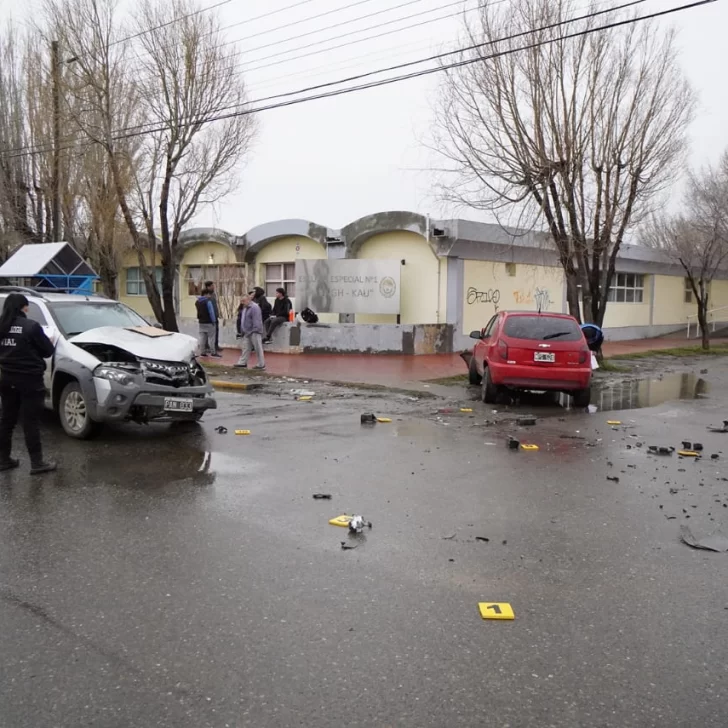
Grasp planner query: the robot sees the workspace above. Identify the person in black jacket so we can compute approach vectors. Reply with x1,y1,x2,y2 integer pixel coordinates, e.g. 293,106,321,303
0,293,56,474
263,288,292,344
251,287,272,322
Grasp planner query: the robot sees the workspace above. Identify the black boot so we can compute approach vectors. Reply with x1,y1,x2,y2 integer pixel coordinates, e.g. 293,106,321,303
0,458,19,472
30,461,57,475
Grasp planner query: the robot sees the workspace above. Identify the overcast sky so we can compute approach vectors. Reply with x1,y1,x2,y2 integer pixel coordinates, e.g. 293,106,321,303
5,0,727,234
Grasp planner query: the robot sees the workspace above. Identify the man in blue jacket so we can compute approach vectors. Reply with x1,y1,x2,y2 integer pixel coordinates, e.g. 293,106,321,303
235,293,265,369
196,290,219,357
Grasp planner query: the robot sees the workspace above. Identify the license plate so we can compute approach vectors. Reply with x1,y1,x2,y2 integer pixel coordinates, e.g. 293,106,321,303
164,397,193,412
534,352,556,363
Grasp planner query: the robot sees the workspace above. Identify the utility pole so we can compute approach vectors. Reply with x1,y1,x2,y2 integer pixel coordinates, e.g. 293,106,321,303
51,40,61,243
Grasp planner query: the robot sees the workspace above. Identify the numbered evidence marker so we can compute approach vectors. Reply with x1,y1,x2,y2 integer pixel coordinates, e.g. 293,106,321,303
478,602,515,620
520,444,539,451
235,430,251,436
376,417,392,423
607,420,622,426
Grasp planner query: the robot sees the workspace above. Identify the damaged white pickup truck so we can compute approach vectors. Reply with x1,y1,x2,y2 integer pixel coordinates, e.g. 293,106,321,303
0,288,217,439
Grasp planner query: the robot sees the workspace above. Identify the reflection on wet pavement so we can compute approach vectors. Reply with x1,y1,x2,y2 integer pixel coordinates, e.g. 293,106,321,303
592,372,709,412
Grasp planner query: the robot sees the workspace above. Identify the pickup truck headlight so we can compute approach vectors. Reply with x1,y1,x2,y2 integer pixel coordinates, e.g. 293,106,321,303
94,365,137,386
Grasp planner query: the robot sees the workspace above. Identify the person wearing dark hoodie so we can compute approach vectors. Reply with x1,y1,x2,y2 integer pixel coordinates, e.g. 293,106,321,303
0,293,57,474
195,289,219,357
250,287,272,323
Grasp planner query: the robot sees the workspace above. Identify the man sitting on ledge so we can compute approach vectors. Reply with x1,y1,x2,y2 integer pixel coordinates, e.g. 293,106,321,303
263,288,292,344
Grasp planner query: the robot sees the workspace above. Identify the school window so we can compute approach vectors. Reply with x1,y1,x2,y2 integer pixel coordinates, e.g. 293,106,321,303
684,278,694,303
608,273,645,303
126,267,163,296
264,263,296,297
186,265,247,297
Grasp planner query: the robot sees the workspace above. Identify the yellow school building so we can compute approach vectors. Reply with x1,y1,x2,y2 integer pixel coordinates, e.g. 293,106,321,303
117,212,728,353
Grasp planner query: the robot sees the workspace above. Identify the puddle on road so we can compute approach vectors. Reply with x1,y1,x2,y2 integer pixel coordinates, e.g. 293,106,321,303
466,372,709,416
589,372,709,413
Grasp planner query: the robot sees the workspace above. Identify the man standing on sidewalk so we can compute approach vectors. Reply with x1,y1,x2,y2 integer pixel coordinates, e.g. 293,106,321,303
205,280,222,356
196,290,219,357
235,293,266,369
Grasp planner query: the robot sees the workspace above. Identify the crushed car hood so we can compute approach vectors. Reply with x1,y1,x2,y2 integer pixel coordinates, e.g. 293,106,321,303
69,327,198,361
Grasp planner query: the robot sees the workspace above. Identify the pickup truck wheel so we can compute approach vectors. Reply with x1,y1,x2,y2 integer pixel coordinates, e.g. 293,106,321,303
468,356,482,385
481,367,499,404
572,387,592,408
59,382,102,440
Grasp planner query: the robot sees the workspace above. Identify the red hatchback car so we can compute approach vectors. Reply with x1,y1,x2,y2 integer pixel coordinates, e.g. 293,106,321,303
469,311,592,406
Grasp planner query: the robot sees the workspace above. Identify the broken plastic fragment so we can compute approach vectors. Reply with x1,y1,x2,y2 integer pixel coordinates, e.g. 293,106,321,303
329,515,353,527
348,515,372,533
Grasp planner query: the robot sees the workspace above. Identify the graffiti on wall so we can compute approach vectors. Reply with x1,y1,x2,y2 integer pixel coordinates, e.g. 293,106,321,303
467,287,501,312
512,287,553,311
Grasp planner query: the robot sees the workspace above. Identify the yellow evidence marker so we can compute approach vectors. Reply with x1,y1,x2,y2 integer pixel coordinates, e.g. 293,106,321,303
235,430,251,436
460,408,473,413
376,417,392,423
521,444,539,451
479,603,515,620
607,420,622,426
329,515,353,527
298,396,313,401
678,450,700,457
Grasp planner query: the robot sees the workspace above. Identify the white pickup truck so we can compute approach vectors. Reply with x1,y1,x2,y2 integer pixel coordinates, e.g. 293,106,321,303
0,287,217,439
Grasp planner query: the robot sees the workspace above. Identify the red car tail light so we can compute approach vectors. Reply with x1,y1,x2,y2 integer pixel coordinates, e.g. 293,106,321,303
579,346,588,364
498,340,508,361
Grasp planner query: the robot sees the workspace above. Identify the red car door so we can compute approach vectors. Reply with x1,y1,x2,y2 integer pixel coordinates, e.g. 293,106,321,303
475,313,500,374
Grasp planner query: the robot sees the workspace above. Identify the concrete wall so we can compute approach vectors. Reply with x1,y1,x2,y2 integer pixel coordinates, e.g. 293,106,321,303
461,260,565,335
178,319,454,355
354,231,441,325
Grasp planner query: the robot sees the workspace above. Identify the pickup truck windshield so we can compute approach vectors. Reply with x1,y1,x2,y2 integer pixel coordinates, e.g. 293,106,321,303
47,301,149,337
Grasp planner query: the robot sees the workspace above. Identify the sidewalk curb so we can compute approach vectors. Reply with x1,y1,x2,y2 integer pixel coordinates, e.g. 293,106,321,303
210,379,264,392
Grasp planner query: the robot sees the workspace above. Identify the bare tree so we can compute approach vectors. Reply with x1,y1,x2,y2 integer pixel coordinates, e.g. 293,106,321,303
433,0,695,326
0,26,56,252
642,155,728,350
42,0,255,329
215,264,248,320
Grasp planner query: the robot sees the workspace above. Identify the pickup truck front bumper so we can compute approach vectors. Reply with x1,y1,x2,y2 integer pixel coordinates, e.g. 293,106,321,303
91,377,217,423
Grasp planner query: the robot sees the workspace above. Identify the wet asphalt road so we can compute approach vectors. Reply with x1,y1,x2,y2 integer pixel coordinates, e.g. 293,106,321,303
1,370,728,728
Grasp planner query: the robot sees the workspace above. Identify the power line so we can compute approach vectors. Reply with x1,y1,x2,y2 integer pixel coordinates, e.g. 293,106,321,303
126,0,463,79
240,0,615,95
224,0,432,55
4,0,714,160
128,0,381,68
0,0,651,157
250,0,644,100
240,0,478,72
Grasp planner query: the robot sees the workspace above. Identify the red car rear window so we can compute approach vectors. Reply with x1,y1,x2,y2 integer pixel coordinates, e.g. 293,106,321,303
503,315,582,342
